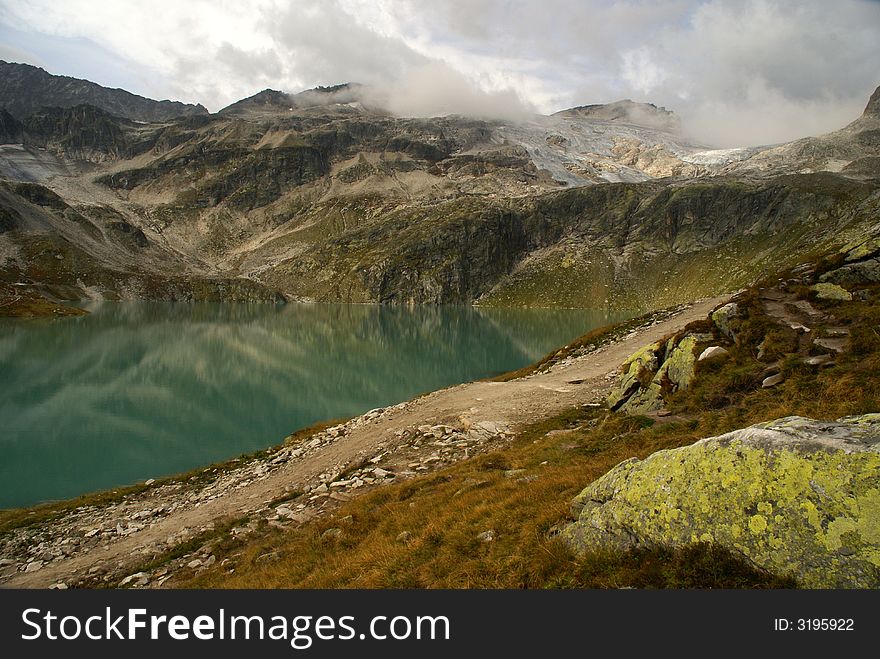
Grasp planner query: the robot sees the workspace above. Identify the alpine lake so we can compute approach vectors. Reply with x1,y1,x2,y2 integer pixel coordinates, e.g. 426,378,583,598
0,301,632,508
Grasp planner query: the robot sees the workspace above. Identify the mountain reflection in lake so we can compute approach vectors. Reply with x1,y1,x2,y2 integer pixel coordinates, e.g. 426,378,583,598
0,302,631,507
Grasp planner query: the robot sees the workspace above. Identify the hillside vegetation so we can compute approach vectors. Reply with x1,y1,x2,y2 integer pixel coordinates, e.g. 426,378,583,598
175,247,880,588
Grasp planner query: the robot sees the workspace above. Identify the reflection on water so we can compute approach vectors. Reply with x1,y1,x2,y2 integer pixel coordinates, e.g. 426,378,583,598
0,302,631,507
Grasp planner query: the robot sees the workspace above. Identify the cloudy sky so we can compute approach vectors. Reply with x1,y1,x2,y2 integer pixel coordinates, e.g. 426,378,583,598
1,0,878,146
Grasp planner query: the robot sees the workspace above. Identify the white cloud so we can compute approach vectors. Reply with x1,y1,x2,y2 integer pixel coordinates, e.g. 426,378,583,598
621,47,667,96
0,0,878,145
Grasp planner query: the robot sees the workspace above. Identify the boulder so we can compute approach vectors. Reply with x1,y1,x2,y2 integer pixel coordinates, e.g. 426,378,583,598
762,373,784,388
698,346,729,361
843,237,880,262
656,334,700,391
820,259,880,286
811,283,853,301
804,354,835,367
561,415,880,588
711,302,739,341
606,341,662,411
608,334,703,413
477,530,496,543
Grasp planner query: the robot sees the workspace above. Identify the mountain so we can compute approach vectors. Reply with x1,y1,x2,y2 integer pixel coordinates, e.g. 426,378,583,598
0,61,208,122
553,99,681,132
0,62,878,312
219,83,367,117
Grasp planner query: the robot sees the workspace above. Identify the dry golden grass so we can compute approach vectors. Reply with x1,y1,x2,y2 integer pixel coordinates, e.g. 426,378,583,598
177,280,880,590
182,408,793,589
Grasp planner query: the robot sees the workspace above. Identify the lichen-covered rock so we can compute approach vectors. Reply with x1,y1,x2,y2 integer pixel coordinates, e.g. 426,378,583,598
811,282,853,301
608,333,706,413
711,302,739,341
606,341,662,411
820,259,880,286
561,415,880,588
843,237,880,263
656,334,701,391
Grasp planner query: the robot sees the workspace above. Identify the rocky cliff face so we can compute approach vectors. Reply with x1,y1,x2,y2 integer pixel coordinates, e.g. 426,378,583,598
1,66,879,309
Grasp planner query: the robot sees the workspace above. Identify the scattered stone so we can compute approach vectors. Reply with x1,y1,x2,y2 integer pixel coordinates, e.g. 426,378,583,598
762,373,784,388
144,479,155,486
276,506,295,519
321,528,343,541
24,561,43,573
48,582,68,590
186,559,202,569
254,551,280,565
329,492,351,502
805,354,835,367
373,467,392,478
814,337,847,353
477,530,495,543
698,346,729,361
504,469,526,478
473,421,501,436
120,572,150,586
396,531,413,543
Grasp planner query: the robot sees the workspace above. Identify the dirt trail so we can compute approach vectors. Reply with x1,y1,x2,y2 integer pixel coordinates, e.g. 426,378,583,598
2,296,727,588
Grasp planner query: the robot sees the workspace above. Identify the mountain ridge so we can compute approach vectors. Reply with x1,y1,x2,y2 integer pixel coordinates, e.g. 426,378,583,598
0,61,208,122
1,62,879,313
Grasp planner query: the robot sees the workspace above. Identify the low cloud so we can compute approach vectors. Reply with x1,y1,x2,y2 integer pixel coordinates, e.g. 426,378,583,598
366,62,536,121
1,0,878,145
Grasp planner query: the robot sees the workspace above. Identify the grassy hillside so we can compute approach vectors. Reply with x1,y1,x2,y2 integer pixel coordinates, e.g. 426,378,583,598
174,253,880,588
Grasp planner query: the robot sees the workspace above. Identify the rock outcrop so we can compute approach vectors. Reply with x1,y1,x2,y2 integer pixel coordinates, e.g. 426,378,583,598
606,331,710,413
607,304,733,413
561,415,880,588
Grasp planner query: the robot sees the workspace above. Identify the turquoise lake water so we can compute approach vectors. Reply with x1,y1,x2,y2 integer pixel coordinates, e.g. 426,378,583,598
0,302,631,507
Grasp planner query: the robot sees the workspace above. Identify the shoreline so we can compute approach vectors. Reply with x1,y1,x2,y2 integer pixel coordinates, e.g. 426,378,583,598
0,295,728,588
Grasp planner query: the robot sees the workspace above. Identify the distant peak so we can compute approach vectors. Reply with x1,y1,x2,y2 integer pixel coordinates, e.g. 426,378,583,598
554,99,681,132
220,84,369,115
864,85,880,116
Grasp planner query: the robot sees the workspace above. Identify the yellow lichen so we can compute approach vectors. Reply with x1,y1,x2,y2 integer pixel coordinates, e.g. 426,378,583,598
562,417,880,587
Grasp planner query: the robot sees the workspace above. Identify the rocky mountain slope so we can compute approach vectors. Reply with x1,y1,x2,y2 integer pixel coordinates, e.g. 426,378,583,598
1,64,879,311
0,61,208,122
